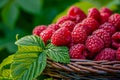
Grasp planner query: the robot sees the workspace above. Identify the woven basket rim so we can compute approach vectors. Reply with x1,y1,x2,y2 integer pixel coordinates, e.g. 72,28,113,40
44,59,120,79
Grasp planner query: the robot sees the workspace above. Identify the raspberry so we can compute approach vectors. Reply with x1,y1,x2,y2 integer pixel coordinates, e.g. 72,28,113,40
40,28,55,43
32,25,47,36
60,20,75,31
100,13,110,24
69,44,86,59
86,35,104,53
112,32,120,49
74,23,91,35
116,47,120,61
112,41,120,49
47,24,60,30
56,15,75,26
67,6,86,23
100,7,112,15
95,48,116,61
108,13,120,30
72,26,87,44
82,18,99,32
87,8,101,22
74,15,86,23
112,32,120,40
92,29,111,47
99,22,116,35
51,27,71,46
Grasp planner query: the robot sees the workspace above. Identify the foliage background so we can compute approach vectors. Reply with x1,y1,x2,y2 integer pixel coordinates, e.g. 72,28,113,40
0,0,120,71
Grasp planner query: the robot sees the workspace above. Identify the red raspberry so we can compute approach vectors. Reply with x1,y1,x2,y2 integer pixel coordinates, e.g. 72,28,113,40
69,44,86,59
99,22,116,35
67,6,86,23
82,18,99,32
86,35,104,53
73,15,86,23
87,8,101,22
74,23,91,35
47,24,60,30
99,7,112,15
112,32,120,49
32,25,47,36
61,20,75,31
112,41,120,49
40,28,55,43
95,48,116,61
92,29,111,47
116,47,120,61
72,26,87,44
56,15,75,26
100,13,110,24
108,13,120,30
112,32,120,40
51,27,71,46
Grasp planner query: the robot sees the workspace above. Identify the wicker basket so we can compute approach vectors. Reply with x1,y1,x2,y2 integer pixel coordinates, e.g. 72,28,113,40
43,59,120,80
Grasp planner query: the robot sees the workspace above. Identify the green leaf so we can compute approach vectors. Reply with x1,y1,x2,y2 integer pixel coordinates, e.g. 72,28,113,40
11,46,46,80
0,55,14,72
0,77,12,80
45,44,70,63
81,0,114,7
53,2,96,23
15,35,45,49
16,0,43,15
1,69,11,78
18,46,43,52
0,0,8,8
2,2,19,29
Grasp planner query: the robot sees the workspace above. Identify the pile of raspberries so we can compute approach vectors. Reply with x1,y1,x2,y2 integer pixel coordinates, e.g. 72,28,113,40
32,6,120,61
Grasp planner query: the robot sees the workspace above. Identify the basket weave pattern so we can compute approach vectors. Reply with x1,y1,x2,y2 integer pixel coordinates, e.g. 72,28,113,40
43,59,120,79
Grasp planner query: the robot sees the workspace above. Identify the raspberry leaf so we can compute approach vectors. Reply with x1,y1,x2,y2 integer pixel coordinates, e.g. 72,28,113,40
0,55,14,72
45,44,70,63
15,35,45,49
11,46,46,80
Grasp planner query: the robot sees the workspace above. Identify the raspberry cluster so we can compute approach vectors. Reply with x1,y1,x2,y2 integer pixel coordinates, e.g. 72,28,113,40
32,6,120,61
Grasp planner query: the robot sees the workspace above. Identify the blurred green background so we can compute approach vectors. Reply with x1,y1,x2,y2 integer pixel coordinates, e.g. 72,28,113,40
0,0,120,63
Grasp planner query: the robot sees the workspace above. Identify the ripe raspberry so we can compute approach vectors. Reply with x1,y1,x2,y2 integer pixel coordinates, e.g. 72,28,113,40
40,28,55,43
100,7,112,15
56,15,75,26
61,20,75,31
32,25,47,36
86,35,104,53
112,32,120,40
72,26,87,44
99,22,116,35
108,13,120,30
116,47,120,61
95,48,116,61
92,29,111,47
67,6,86,23
73,15,86,23
87,8,101,22
47,24,60,30
74,23,91,35
51,27,71,46
82,18,99,32
69,44,86,59
112,41,120,49
112,32,120,49
100,13,110,24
